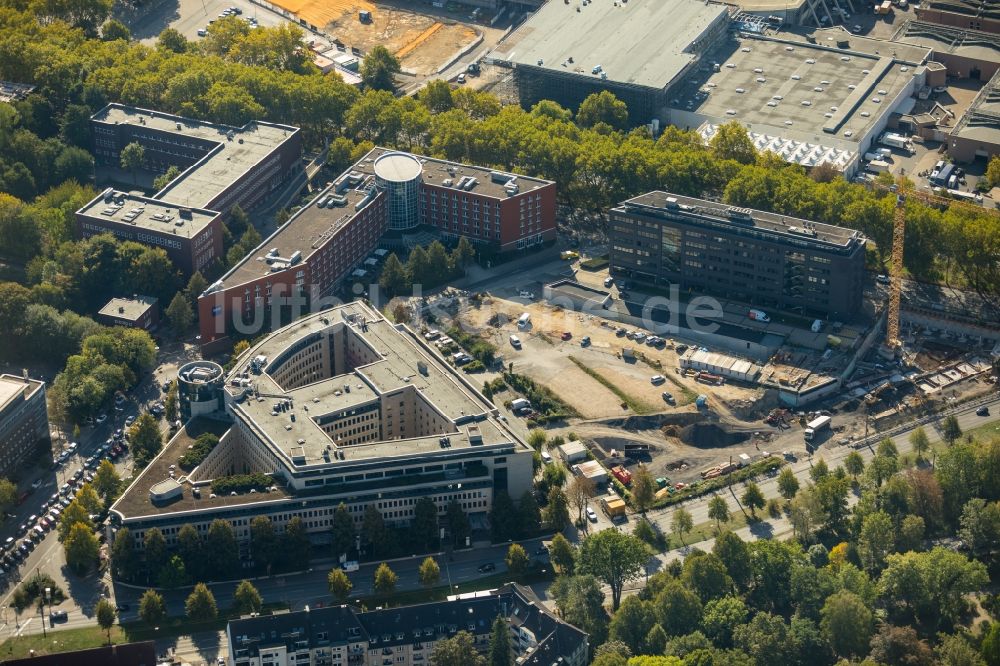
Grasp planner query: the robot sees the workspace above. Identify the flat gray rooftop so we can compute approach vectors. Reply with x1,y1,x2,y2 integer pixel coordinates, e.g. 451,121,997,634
493,0,728,90
99,296,158,321
680,36,920,140
893,20,1000,66
953,68,1000,145
216,147,553,290
619,191,863,249
93,104,299,209
227,302,525,468
77,190,218,238
0,374,43,414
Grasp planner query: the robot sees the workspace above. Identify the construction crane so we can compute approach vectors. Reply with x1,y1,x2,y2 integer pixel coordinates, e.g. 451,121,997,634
869,178,997,352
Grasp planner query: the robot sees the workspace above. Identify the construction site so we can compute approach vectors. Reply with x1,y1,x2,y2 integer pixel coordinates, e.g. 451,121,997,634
262,0,487,76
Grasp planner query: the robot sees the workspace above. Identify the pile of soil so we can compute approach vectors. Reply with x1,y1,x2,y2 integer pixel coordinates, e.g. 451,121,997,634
677,423,751,448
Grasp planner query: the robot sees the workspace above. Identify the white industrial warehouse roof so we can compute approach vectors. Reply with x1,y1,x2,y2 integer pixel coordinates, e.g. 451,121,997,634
699,122,857,170
493,0,728,90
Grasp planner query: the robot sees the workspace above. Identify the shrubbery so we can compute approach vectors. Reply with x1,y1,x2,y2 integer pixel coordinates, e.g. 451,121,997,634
178,434,220,471
211,472,273,495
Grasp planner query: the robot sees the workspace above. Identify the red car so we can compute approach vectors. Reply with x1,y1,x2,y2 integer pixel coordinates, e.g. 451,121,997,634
561,332,572,341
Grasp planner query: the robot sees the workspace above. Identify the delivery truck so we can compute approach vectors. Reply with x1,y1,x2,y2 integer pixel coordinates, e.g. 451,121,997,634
804,415,832,441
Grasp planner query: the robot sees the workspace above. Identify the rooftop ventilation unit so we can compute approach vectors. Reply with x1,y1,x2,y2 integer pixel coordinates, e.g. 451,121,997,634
726,208,754,223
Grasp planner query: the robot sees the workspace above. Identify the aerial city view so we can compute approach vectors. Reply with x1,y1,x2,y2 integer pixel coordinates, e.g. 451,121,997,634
0,0,999,663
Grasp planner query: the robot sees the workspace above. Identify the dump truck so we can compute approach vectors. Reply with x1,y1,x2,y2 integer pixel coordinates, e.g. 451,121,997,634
804,415,832,441
611,466,632,486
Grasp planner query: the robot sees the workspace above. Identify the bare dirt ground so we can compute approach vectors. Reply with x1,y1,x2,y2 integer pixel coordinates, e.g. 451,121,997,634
269,0,477,74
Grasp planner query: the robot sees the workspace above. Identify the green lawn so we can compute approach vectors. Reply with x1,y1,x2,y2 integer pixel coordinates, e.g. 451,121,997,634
0,625,126,659
568,356,658,415
661,511,751,551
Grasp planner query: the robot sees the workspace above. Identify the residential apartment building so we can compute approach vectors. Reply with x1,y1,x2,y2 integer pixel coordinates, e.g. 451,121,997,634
109,302,534,555
609,192,866,319
78,104,303,275
225,584,588,666
197,148,556,347
0,374,49,478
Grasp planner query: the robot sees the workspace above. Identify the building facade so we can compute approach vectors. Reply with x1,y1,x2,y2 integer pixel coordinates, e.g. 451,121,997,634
97,296,159,330
609,192,866,319
0,374,49,478
78,104,303,275
197,148,556,346
110,302,535,557
225,584,588,666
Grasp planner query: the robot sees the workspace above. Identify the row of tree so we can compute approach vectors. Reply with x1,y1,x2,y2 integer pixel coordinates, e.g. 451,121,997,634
539,428,1000,666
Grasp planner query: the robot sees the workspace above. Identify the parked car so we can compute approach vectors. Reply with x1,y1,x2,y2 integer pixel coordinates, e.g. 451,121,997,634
977,406,990,416
477,562,496,573
650,375,666,385
509,335,521,349
586,507,598,522
49,610,68,622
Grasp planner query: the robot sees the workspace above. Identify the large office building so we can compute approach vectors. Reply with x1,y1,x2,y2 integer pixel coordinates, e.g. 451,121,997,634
609,192,866,318
77,104,303,274
0,374,49,478
490,0,730,123
110,301,534,556
197,147,556,346
226,584,588,666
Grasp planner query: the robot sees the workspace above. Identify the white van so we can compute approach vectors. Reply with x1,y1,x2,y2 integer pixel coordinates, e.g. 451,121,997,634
541,451,553,465
342,561,359,572
517,312,531,330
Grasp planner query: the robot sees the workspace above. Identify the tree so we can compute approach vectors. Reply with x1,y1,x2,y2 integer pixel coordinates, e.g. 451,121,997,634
709,121,756,164
568,474,597,525
487,615,512,666
549,533,576,574
95,597,116,643
165,292,193,336
518,491,541,533
327,567,352,601
869,624,935,666
551,574,609,645
682,553,733,602
733,611,794,666
282,516,311,572
820,590,873,659
452,236,475,272
374,562,397,596
206,519,239,581
858,510,895,573
577,529,649,610
654,581,702,637
63,521,98,573
119,142,145,186
772,467,798,500
0,479,15,512
378,253,409,297
250,516,279,572
942,414,963,445
844,451,865,480
546,486,571,532
419,557,441,587
331,502,356,559
708,496,730,531
360,45,401,92
982,621,1000,666
909,426,931,460
576,91,629,131
139,589,166,628
713,531,751,592
129,413,162,467
632,465,656,515
958,498,1000,558
75,483,102,515
936,633,985,666
505,543,529,576
430,630,485,666
93,459,121,507
164,383,178,423
701,595,748,647
186,583,218,622
110,527,138,581
447,499,471,548
741,482,765,518
59,500,93,541
608,595,655,655
362,505,389,557
158,554,189,589
809,458,830,482
101,18,130,41
234,580,263,615
672,507,693,544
